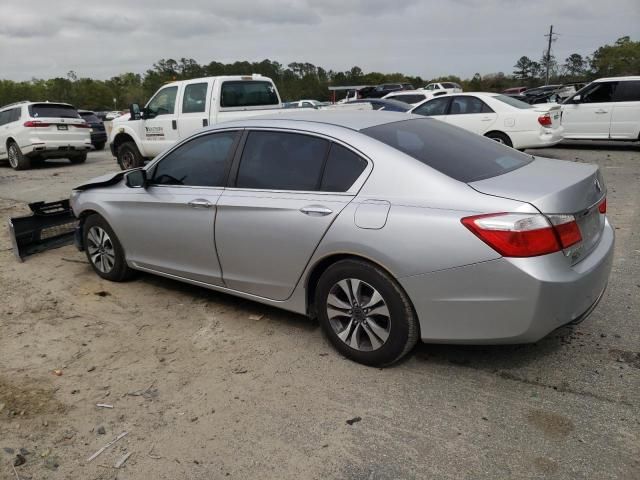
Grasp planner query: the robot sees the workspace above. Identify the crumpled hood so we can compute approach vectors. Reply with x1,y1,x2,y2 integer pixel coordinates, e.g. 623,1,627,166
73,171,125,191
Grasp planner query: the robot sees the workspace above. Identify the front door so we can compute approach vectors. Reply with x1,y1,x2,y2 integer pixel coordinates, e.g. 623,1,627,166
141,85,181,157
112,130,240,285
562,81,618,139
215,130,366,300
178,80,213,137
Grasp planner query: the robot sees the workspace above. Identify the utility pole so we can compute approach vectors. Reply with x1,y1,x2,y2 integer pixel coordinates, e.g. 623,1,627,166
544,25,558,85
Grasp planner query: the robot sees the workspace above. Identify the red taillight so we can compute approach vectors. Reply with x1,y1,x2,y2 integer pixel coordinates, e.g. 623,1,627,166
598,198,607,214
24,120,50,127
462,213,583,258
538,114,552,127
73,122,91,128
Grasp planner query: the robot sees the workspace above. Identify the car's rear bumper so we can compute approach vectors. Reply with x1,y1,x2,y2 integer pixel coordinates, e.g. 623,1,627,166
511,126,564,149
399,218,614,344
22,140,92,157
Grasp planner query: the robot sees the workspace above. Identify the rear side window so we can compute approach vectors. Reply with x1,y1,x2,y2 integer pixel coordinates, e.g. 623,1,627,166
0,110,10,126
220,81,279,108
321,144,367,192
362,119,532,183
613,81,640,101
412,97,450,116
183,83,208,113
236,131,328,191
29,104,80,119
449,96,493,114
151,131,238,187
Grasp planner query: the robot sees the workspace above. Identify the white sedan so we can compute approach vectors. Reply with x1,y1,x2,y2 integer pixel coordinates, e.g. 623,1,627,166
409,93,564,149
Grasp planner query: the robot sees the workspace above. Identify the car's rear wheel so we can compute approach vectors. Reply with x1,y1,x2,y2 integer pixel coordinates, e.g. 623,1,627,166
83,214,134,282
70,152,87,164
485,131,513,148
315,259,419,367
117,141,143,170
94,142,105,151
7,142,31,170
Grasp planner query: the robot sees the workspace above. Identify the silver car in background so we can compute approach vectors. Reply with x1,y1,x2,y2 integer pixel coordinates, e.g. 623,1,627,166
70,111,614,366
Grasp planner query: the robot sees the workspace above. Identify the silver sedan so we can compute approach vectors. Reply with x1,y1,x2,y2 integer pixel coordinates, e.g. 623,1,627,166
70,111,614,366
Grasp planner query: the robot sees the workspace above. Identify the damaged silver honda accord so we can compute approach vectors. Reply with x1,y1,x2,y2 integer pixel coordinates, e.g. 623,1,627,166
70,111,614,366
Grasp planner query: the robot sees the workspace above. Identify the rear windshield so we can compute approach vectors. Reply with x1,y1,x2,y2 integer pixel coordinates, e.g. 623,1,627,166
80,112,101,123
391,94,426,104
362,118,532,183
442,82,461,89
29,104,80,119
220,81,280,108
493,95,532,109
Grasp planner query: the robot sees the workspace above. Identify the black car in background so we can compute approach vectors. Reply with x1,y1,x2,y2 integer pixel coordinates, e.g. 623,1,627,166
78,110,107,150
361,83,415,99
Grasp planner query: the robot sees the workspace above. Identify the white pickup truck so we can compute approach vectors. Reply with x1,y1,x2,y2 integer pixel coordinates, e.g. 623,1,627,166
109,74,282,169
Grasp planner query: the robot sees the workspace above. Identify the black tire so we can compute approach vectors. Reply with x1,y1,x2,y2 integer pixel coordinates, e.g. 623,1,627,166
70,152,87,164
117,141,143,170
7,142,31,170
94,142,106,151
485,131,513,148
82,214,135,282
315,259,419,367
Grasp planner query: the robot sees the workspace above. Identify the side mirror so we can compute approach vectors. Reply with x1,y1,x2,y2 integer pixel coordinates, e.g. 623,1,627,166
125,168,147,187
129,103,142,120
572,94,582,103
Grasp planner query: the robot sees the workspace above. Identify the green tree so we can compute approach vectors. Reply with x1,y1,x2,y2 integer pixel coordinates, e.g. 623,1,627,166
513,56,534,80
590,36,640,76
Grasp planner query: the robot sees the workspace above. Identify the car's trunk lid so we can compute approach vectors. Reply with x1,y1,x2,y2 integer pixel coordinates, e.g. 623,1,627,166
469,157,606,262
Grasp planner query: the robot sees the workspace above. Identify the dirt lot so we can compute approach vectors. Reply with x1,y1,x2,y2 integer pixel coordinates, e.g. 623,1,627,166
1,144,639,480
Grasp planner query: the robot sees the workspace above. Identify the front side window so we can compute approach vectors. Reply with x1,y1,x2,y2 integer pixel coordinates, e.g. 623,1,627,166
320,144,367,192
146,86,178,116
151,131,238,187
449,96,493,115
182,83,208,113
412,97,450,116
236,131,329,191
581,82,618,103
220,81,279,108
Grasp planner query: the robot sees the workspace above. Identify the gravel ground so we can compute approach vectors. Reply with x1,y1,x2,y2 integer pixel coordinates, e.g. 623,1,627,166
0,143,638,480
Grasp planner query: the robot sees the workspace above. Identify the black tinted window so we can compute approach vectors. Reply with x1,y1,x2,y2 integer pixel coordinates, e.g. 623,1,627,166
152,132,237,187
613,81,640,101
362,119,532,183
237,131,328,191
412,97,450,116
321,144,367,192
80,112,101,123
449,96,492,114
582,82,617,103
220,81,279,108
183,83,208,113
29,104,80,119
392,94,426,104
0,110,9,126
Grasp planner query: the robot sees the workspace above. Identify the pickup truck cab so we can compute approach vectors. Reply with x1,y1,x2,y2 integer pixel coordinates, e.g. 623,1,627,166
110,75,282,169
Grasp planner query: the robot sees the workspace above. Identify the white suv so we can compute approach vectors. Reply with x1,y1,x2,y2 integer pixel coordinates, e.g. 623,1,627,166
0,101,92,170
561,76,640,141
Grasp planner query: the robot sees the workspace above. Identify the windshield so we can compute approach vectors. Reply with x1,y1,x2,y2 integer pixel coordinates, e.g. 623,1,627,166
362,118,532,182
493,95,532,109
29,104,80,119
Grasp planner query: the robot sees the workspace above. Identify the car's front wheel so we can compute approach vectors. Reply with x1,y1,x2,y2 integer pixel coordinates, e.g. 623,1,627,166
83,214,134,282
315,259,419,367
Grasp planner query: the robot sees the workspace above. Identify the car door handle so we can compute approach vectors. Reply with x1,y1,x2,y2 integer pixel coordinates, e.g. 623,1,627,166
188,199,213,208
300,206,333,216
480,117,493,121
594,110,609,114
172,119,177,129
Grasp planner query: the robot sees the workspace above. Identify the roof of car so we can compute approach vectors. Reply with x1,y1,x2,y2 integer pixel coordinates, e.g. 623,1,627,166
594,76,640,82
218,110,412,131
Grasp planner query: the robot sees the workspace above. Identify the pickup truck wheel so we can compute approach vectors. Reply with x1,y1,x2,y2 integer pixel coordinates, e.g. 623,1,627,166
7,142,31,170
117,141,143,170
94,142,106,151
70,153,87,164
83,214,135,282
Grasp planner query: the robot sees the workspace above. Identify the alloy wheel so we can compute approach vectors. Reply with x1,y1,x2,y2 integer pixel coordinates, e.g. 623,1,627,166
326,278,391,351
120,150,134,169
86,226,116,273
8,145,18,168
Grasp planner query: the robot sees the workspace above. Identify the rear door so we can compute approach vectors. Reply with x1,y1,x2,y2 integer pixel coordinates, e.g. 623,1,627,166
215,130,367,300
141,85,181,157
562,81,618,139
178,79,213,137
113,130,240,285
609,80,640,139
444,96,497,134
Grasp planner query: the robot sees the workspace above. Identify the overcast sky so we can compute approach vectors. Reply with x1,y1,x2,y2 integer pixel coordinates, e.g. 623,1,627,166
1,0,638,81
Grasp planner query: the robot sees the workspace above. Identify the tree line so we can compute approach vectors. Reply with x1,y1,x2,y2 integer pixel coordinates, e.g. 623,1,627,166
0,36,637,111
